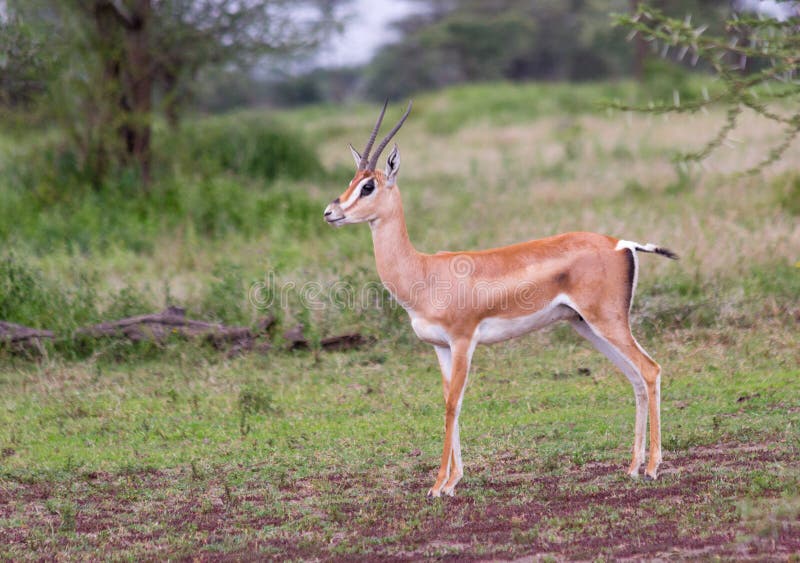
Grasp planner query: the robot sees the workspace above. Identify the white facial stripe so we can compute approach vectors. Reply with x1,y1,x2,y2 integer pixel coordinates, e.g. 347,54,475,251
341,177,373,210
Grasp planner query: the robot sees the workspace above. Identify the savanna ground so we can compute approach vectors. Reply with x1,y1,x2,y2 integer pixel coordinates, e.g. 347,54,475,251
1,82,799,560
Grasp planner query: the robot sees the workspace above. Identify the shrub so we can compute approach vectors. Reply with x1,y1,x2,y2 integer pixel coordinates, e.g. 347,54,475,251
105,285,156,320
200,262,249,326
164,114,324,181
0,114,327,253
0,252,98,334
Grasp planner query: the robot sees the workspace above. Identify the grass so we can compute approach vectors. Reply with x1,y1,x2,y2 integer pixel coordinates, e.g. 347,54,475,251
1,80,799,559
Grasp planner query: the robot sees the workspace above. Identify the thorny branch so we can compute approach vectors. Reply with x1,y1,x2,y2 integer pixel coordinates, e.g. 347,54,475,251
611,4,800,175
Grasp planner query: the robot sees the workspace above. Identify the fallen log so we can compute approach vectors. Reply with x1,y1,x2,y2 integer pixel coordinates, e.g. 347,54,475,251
283,323,373,351
0,321,54,346
1,309,368,356
73,306,256,348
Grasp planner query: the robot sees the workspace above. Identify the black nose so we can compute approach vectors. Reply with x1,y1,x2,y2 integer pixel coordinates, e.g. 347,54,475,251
324,210,332,217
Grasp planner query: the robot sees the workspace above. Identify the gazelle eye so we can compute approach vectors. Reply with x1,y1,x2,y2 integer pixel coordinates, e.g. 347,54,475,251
360,181,375,197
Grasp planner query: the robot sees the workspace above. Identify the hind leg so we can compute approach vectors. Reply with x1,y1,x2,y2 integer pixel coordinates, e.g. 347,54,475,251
571,318,662,478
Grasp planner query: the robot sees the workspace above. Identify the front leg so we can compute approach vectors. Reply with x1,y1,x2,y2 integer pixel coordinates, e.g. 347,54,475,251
431,345,456,487
428,339,474,498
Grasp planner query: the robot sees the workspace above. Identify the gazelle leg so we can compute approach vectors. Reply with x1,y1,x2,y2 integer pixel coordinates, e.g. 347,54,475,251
434,345,452,403
428,338,474,497
433,345,456,480
571,319,661,478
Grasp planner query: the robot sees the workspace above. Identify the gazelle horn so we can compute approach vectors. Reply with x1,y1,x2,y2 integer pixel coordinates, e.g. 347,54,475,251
358,99,388,170
368,100,413,171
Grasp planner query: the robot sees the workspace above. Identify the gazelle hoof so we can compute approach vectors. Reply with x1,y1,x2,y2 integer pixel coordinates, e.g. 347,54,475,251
426,487,441,498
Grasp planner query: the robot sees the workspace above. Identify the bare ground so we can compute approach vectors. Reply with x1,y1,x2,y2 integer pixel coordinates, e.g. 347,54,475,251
1,440,798,561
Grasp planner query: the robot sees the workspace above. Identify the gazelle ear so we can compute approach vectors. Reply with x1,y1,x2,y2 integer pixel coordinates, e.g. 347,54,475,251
384,144,400,187
349,144,362,168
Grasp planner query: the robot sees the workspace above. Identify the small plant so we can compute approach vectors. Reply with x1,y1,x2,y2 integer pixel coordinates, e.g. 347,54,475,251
237,381,274,436
105,285,154,319
190,459,205,481
201,261,247,326
45,499,77,533
773,172,800,216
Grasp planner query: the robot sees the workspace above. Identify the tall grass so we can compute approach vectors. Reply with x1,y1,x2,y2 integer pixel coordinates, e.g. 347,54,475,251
1,81,798,359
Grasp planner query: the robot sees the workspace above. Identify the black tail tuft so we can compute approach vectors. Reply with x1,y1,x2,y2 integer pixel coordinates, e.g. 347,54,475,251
653,247,679,260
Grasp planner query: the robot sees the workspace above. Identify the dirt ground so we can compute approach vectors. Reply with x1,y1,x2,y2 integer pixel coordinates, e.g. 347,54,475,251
2,440,798,561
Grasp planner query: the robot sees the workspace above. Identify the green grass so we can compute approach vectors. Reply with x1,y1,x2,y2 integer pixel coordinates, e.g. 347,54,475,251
1,330,798,559
1,334,796,478
1,80,800,559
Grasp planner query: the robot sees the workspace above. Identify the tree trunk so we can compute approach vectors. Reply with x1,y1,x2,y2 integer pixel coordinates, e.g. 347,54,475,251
123,0,153,187
91,1,125,186
163,71,181,129
91,0,153,189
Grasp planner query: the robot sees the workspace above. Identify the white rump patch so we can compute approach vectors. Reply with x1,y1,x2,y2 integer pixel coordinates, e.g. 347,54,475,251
616,239,659,253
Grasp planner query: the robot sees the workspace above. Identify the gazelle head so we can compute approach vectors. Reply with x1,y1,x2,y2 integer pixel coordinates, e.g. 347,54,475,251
324,101,412,226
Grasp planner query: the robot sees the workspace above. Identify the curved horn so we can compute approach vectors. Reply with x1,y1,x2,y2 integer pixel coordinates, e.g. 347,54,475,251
359,99,388,170
368,100,412,171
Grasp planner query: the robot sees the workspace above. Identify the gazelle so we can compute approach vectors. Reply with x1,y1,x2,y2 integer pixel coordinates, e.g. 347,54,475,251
324,101,678,497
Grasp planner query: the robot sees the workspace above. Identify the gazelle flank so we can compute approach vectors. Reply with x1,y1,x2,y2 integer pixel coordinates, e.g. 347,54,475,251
324,101,678,498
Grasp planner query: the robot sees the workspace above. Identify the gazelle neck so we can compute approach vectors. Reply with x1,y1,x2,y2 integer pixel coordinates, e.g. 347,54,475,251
368,187,425,307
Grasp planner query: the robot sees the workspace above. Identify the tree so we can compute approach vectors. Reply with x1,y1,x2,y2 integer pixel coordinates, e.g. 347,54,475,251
612,3,800,174
364,0,645,100
3,0,344,188
0,15,53,108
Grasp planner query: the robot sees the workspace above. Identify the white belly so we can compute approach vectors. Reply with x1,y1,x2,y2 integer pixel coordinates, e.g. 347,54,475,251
404,295,579,347
477,301,576,345
410,316,450,346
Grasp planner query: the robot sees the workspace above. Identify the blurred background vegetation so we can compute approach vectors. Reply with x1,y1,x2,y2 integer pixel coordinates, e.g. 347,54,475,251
0,0,797,354
0,0,750,217
1,5,798,558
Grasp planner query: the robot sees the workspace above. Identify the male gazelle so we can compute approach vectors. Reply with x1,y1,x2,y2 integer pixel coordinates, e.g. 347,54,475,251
324,101,678,497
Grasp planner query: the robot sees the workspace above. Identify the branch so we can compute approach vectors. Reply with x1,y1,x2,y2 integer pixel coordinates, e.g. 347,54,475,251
94,0,137,29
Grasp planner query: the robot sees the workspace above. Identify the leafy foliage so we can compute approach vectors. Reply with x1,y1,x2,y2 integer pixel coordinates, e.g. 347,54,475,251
0,16,53,108
168,115,324,181
363,0,721,100
1,0,344,187
0,114,326,252
612,4,800,173
0,253,98,333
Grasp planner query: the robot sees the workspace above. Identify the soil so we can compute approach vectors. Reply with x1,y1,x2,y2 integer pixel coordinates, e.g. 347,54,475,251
1,441,798,560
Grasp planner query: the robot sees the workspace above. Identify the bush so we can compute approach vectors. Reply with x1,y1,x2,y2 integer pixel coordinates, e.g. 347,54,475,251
105,285,156,320
0,252,98,333
639,58,709,106
0,113,328,253
164,114,324,181
200,262,249,326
